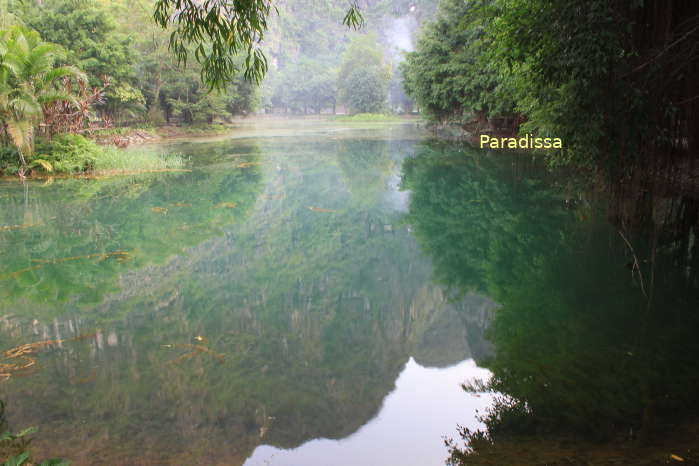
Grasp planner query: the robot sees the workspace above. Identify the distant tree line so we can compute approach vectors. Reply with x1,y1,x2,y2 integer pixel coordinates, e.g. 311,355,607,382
265,35,392,115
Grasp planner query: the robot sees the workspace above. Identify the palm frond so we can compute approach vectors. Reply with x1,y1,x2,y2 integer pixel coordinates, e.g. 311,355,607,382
38,91,78,107
44,66,87,85
12,31,29,56
1,53,24,78
28,44,65,76
6,118,34,154
29,158,54,172
11,93,41,116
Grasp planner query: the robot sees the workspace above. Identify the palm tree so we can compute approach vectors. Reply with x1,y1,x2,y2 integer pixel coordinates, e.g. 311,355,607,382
0,26,86,174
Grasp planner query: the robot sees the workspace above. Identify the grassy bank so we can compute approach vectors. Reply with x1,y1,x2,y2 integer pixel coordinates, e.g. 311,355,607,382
331,113,408,122
0,134,185,177
155,124,231,138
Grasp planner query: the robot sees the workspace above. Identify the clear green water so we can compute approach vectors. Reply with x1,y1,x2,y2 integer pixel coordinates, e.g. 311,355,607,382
1,121,697,465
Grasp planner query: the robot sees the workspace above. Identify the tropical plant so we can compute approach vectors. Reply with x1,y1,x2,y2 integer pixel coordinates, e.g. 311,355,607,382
0,26,86,173
23,0,142,123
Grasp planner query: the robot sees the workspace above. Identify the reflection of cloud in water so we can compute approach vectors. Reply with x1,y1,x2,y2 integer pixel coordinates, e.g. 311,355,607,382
244,358,492,466
385,174,410,212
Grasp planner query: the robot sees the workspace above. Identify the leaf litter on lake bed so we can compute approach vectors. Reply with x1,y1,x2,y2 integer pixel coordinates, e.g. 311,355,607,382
0,331,99,381
161,342,225,366
214,202,237,208
0,223,41,233
0,250,131,280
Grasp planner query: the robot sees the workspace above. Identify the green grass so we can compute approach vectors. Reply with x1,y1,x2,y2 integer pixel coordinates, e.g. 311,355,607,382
155,124,231,137
94,147,186,173
0,134,186,176
333,113,404,122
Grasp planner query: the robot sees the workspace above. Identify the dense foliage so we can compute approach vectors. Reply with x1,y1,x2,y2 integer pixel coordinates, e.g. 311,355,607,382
0,26,85,173
152,0,363,89
337,36,391,114
14,0,259,127
402,0,699,168
0,0,264,173
401,0,506,124
22,0,140,119
266,59,338,114
2,0,428,138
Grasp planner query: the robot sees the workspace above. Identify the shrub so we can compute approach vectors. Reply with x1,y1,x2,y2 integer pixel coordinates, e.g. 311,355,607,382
0,146,21,174
35,134,100,173
2,133,185,175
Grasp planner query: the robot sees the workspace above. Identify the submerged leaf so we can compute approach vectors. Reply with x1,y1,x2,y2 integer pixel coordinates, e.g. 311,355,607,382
214,202,237,209
0,223,40,232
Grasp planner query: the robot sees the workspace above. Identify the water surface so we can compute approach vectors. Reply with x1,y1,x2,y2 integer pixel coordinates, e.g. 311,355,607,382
0,122,495,465
2,120,697,465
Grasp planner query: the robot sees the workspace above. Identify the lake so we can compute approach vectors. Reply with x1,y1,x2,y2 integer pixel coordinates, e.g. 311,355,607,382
1,119,698,465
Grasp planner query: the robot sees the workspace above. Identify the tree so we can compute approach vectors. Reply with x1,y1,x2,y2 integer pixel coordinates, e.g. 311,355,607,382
153,0,363,89
0,26,85,173
337,35,390,114
23,0,142,123
401,0,510,125
340,67,388,113
402,0,699,169
157,57,257,124
268,59,337,114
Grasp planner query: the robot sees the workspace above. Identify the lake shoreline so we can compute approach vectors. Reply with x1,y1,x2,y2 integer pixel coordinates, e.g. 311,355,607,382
92,115,422,148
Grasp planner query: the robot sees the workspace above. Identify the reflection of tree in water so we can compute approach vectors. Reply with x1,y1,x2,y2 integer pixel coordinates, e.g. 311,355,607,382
0,137,493,465
401,142,566,299
402,143,699,464
336,139,393,207
0,146,264,317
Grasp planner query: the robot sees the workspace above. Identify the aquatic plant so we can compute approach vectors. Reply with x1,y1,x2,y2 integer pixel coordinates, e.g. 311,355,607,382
1,402,69,465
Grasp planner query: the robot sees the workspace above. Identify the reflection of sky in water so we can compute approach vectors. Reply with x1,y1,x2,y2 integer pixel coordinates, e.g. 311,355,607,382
385,173,410,213
245,358,492,466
